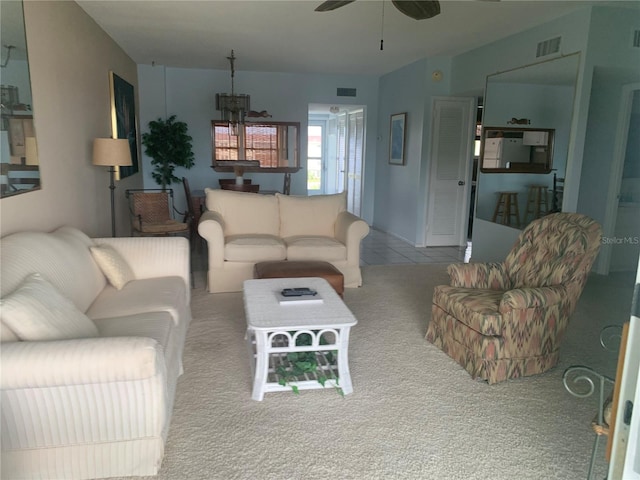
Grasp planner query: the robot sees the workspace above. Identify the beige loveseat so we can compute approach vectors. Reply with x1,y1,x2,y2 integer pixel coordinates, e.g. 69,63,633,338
198,189,370,293
0,226,192,479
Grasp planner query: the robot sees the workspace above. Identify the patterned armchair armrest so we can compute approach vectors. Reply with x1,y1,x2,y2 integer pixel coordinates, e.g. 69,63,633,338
447,262,509,289
499,285,567,311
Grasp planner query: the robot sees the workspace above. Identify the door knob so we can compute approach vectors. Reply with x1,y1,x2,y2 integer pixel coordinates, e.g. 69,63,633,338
458,181,465,186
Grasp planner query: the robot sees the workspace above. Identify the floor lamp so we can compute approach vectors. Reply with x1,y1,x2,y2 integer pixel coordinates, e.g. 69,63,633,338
93,138,132,237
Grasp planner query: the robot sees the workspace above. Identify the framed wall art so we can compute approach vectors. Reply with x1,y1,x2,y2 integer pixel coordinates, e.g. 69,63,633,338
109,71,139,178
389,112,406,165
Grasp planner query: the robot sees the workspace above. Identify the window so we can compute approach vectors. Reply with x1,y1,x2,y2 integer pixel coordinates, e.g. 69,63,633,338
212,121,300,173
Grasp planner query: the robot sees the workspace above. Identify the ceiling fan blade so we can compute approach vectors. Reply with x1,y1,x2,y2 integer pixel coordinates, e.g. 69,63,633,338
315,1,356,13
391,0,441,20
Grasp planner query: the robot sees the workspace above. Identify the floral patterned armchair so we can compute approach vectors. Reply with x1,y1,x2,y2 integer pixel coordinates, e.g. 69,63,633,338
425,213,602,384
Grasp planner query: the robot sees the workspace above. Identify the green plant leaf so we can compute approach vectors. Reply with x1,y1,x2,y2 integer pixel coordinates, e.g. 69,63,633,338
296,333,312,346
141,115,195,189
294,361,315,372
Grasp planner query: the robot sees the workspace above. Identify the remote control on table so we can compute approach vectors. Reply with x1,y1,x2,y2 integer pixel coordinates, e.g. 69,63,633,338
281,288,317,297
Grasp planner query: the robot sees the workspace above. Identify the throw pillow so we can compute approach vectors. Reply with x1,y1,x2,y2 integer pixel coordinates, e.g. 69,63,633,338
90,244,135,290
0,273,99,341
277,192,346,238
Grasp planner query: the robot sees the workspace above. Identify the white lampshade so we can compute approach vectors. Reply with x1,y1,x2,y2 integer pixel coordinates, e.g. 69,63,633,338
25,137,38,165
92,138,132,167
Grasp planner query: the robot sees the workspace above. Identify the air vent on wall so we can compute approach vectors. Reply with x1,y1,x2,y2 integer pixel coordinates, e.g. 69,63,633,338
536,36,561,58
633,29,640,48
337,87,357,97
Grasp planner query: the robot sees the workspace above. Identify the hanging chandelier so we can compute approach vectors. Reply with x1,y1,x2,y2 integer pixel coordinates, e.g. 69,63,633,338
216,50,250,136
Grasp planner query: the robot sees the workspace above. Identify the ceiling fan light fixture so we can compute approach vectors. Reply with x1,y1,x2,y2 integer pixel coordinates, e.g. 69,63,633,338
391,0,440,20
315,0,441,20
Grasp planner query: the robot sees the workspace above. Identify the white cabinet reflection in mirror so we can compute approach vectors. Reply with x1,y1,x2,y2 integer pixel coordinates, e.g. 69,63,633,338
480,127,555,173
483,137,529,169
523,131,548,146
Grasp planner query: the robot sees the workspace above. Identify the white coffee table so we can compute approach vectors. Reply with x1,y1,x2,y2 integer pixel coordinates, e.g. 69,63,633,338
243,277,357,401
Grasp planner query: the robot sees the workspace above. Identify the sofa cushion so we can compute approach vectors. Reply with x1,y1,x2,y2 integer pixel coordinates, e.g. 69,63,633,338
205,188,279,236
94,311,178,369
0,227,107,313
86,276,188,326
0,322,19,342
0,273,99,341
225,234,287,262
277,192,346,238
91,244,135,290
284,236,347,262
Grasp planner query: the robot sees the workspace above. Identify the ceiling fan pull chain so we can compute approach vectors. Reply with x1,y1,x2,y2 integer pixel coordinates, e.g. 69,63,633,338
380,0,385,51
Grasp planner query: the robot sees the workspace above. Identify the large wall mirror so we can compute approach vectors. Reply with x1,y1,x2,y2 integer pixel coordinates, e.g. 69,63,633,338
0,0,39,198
211,121,301,173
475,53,580,229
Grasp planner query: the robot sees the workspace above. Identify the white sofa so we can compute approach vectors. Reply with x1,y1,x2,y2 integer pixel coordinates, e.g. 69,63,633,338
0,226,192,480
198,189,370,293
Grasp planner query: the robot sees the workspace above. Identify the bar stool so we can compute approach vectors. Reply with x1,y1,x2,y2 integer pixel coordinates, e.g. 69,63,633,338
492,192,520,227
525,185,549,222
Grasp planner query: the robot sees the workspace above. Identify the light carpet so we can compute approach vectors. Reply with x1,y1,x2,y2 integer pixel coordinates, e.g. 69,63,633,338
135,264,634,480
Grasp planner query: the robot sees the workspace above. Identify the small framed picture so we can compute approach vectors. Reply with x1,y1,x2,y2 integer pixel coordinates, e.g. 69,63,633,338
389,112,406,165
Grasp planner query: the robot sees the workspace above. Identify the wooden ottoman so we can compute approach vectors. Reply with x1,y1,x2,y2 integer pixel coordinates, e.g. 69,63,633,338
253,260,345,297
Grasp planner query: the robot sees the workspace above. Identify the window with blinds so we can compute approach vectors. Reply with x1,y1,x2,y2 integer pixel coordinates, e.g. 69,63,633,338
211,121,300,172
213,124,239,161
245,124,280,167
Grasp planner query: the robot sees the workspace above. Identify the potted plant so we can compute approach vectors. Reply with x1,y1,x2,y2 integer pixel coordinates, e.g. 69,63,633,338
141,115,195,189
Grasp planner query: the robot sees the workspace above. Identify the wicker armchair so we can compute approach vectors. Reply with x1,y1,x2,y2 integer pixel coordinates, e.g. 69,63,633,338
426,213,602,384
126,189,189,237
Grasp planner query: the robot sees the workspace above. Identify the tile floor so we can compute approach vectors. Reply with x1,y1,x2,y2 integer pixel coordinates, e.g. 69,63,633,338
360,228,468,266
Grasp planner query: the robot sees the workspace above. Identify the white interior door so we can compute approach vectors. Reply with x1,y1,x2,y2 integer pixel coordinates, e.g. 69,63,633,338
335,113,347,195
346,109,364,216
426,97,475,246
308,104,365,214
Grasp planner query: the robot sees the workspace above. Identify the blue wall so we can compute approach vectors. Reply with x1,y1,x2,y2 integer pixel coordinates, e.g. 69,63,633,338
136,4,639,264
371,7,593,252
374,58,428,244
578,6,640,223
137,65,379,223
373,56,452,246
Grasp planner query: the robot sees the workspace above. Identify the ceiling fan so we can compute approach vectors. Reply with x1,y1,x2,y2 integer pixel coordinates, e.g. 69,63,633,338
315,0,441,20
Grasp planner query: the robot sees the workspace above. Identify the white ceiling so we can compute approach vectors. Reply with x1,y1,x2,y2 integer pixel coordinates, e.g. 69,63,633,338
75,0,638,76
